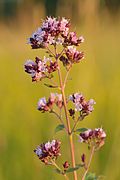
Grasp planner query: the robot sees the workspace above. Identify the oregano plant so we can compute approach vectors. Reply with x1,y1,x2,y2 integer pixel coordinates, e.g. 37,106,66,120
24,17,106,180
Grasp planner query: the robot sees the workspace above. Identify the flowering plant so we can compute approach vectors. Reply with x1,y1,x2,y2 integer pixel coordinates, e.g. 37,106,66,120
24,17,106,180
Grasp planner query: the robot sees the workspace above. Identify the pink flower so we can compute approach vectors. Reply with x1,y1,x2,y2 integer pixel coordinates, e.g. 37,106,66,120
34,140,61,164
24,56,58,82
69,93,96,117
66,46,84,63
79,128,106,149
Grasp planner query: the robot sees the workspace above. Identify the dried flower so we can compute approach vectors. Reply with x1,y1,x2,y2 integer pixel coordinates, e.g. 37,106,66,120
34,140,61,164
79,128,106,149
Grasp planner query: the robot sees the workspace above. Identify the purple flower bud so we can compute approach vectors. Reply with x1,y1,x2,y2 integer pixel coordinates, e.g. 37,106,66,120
63,161,70,169
69,109,75,116
81,153,86,163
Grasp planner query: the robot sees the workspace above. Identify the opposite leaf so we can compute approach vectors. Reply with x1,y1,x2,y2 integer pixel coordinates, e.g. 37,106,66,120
75,128,88,133
65,164,84,173
55,124,65,133
85,172,98,180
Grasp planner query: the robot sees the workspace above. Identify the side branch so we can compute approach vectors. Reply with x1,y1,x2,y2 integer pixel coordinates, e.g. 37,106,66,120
82,146,95,180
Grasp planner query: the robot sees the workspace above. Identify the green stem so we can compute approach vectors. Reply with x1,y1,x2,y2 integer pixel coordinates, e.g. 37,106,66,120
71,116,83,134
82,146,95,180
51,160,69,180
71,118,79,134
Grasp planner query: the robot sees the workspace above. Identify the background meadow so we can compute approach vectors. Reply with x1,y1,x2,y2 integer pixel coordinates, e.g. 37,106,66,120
0,0,120,179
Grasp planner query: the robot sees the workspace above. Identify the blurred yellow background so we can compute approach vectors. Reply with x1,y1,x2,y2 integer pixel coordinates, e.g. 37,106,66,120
0,0,120,179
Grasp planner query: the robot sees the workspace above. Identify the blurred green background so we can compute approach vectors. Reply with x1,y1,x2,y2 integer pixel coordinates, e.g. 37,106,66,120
0,0,120,179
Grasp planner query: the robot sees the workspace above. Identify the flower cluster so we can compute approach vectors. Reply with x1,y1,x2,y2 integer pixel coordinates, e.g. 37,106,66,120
38,93,63,112
69,93,96,118
60,46,84,68
25,17,84,82
34,140,61,164
28,17,70,48
79,128,106,149
64,32,84,46
24,56,58,81
28,17,84,49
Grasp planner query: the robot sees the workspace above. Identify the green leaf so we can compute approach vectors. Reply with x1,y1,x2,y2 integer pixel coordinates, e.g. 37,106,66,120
75,128,88,133
54,168,62,174
55,124,65,133
44,83,58,88
85,172,98,180
65,164,84,173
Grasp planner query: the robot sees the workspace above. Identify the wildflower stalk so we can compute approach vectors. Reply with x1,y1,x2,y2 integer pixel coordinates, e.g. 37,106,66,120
24,16,106,180
57,60,78,180
82,146,95,180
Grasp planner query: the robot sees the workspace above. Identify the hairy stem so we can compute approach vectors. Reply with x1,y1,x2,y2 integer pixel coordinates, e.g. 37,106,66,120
57,61,78,180
82,146,95,180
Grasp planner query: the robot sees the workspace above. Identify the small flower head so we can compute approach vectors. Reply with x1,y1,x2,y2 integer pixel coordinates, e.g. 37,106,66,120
28,17,70,49
24,57,47,81
38,93,63,112
38,97,49,112
64,32,84,46
66,46,84,63
24,56,58,82
56,94,63,108
69,93,96,118
34,140,61,164
79,128,106,150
